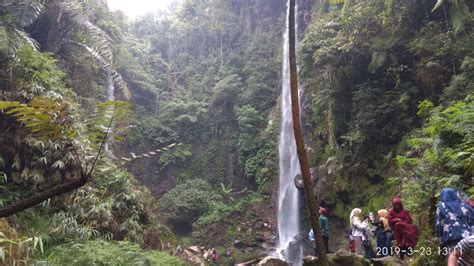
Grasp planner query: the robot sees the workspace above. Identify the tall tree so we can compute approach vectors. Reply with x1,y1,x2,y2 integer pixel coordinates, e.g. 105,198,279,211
289,0,328,264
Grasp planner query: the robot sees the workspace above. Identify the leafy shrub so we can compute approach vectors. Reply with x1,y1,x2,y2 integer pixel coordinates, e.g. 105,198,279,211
395,94,473,264
158,179,219,232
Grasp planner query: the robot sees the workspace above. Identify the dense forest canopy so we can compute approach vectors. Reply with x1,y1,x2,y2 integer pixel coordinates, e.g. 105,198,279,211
0,0,472,265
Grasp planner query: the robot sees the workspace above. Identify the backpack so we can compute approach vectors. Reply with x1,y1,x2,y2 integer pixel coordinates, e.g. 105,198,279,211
346,228,355,252
346,228,354,241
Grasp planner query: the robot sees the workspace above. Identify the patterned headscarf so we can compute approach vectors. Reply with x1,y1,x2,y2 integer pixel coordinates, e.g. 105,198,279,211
440,188,463,217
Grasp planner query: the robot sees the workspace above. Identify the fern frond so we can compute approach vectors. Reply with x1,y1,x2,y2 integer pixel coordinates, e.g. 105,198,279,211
1,0,44,27
86,101,131,147
67,42,130,100
12,0,43,28
0,97,70,140
58,1,114,65
449,1,471,34
0,0,41,56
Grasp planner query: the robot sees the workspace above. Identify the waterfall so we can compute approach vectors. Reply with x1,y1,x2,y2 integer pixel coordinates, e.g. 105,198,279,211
104,73,115,155
106,74,115,102
277,0,303,264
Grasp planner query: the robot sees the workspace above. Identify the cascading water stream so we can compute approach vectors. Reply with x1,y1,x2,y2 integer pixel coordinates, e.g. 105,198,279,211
277,0,303,264
104,73,115,155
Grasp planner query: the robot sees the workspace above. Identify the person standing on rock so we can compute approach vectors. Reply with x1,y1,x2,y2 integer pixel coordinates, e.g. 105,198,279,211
374,209,392,257
350,208,367,256
308,207,330,253
436,188,473,256
319,207,330,253
362,212,375,260
388,198,419,260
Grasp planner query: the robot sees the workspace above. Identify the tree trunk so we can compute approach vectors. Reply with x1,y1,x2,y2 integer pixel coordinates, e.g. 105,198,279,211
288,0,329,264
0,174,90,217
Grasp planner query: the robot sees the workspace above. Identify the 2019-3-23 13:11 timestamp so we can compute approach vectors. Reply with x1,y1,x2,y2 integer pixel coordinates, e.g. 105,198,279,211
376,246,460,256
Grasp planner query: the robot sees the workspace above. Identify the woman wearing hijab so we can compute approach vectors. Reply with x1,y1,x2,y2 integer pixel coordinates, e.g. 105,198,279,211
436,188,474,253
375,209,392,256
388,198,419,258
350,208,367,256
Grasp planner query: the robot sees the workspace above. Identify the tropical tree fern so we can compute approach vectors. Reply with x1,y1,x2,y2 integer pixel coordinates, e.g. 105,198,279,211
0,0,42,56
432,0,472,35
0,0,130,99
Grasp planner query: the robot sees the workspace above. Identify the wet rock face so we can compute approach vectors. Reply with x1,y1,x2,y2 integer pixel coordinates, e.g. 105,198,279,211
283,239,303,263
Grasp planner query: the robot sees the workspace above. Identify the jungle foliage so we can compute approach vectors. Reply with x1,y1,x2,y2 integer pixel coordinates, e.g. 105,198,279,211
300,1,473,262
0,0,473,264
0,0,180,264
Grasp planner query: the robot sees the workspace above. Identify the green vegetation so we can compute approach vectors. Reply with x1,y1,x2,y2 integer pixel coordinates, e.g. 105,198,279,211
47,240,183,265
0,0,473,264
395,94,473,265
299,0,473,262
159,179,218,232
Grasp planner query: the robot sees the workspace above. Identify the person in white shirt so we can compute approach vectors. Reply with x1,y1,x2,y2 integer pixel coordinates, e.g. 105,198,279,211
350,208,368,256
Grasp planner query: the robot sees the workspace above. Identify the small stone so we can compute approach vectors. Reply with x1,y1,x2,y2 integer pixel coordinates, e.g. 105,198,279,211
234,240,246,249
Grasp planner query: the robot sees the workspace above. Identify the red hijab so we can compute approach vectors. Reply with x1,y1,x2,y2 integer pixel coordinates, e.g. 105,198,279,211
388,198,418,248
388,198,412,224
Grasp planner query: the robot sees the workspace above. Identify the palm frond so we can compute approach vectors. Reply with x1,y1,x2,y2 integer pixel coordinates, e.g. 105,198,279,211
58,1,114,65
0,25,38,57
449,0,471,34
14,28,38,49
7,0,44,28
51,1,130,99
68,41,130,100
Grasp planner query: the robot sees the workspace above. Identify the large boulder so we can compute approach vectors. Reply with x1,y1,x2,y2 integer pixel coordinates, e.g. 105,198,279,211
257,256,289,266
303,251,368,266
328,251,368,266
179,246,205,266
303,256,320,266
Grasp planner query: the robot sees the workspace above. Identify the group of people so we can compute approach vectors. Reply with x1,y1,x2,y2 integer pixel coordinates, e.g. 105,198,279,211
349,197,420,260
308,188,473,265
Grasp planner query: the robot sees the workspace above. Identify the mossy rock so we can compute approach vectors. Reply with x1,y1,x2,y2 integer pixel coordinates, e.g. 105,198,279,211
142,224,177,251
371,256,404,266
303,251,368,266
